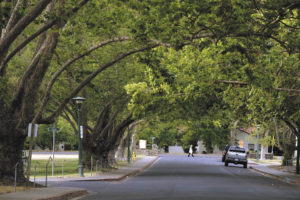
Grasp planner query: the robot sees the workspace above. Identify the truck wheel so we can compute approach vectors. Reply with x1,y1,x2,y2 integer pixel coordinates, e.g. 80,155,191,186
243,163,247,168
225,161,228,167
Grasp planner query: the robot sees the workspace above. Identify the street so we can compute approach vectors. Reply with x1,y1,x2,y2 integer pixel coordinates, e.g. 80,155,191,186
52,155,300,200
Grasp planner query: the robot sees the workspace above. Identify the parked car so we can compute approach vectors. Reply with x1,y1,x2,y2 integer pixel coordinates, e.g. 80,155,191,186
224,146,248,168
222,145,231,162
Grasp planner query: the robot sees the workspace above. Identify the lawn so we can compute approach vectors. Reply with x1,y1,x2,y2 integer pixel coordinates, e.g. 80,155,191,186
30,158,133,178
30,158,79,177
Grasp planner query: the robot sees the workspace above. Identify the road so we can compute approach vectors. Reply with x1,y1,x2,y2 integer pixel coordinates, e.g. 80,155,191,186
53,155,300,200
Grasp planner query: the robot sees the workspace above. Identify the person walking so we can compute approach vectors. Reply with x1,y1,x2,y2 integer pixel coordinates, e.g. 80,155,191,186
188,145,194,157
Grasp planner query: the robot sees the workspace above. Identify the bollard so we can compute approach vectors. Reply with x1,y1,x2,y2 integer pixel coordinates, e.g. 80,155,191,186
14,162,19,192
34,165,36,188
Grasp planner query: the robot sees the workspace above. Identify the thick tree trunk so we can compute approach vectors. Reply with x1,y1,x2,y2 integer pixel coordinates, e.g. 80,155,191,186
116,133,128,159
0,114,26,183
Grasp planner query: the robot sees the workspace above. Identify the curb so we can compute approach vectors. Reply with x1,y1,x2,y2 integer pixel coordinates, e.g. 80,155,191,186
69,156,159,182
249,166,300,187
0,188,88,200
37,189,88,200
117,156,159,181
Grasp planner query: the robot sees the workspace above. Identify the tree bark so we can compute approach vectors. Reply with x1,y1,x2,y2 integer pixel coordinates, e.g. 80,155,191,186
273,118,284,151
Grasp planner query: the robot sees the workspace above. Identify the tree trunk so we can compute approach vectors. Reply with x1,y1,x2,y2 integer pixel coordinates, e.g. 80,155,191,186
0,114,26,183
116,133,128,159
230,120,239,146
274,118,284,151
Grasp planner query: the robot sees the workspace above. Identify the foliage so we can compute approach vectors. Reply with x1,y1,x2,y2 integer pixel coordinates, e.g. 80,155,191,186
182,120,230,153
138,120,181,149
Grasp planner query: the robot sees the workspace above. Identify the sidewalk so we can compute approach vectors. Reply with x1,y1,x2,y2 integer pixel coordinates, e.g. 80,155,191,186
0,156,158,200
248,159,300,186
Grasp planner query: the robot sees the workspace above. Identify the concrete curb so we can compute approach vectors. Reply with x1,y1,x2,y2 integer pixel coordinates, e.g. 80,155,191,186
0,187,87,200
117,156,159,181
249,166,300,187
73,156,159,182
37,189,88,200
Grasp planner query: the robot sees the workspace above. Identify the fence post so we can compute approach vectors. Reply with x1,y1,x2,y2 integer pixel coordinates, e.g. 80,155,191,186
45,156,53,187
34,165,36,188
14,162,19,192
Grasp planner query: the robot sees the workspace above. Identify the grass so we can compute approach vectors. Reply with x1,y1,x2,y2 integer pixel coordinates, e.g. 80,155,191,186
30,157,135,178
0,185,28,195
31,158,78,177
0,156,141,194
250,158,282,165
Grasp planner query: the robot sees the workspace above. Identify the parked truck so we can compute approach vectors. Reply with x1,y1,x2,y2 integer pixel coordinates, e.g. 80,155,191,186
224,146,248,168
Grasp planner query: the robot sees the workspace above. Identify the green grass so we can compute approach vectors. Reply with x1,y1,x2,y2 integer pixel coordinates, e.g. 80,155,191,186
30,158,78,177
250,158,282,165
29,158,135,178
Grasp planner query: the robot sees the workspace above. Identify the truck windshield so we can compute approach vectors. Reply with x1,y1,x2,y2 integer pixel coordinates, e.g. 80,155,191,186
229,147,245,153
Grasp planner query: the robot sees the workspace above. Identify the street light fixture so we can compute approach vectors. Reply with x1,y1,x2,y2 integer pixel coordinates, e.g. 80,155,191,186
73,96,85,177
256,124,260,161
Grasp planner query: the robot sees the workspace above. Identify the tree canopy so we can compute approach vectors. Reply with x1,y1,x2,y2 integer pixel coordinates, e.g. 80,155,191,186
0,0,300,182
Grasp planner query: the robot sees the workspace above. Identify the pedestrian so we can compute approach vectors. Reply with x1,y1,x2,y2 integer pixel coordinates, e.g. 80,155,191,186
188,145,194,157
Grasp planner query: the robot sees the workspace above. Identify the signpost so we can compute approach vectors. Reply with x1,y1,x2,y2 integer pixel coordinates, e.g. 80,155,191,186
48,126,60,176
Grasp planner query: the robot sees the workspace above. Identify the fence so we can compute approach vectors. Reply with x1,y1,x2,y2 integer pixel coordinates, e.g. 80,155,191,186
29,156,134,186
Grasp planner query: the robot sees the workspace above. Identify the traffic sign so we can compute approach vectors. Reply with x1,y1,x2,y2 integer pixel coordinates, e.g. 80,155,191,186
48,127,60,132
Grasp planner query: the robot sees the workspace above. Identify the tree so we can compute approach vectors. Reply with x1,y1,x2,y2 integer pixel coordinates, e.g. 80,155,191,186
0,0,159,182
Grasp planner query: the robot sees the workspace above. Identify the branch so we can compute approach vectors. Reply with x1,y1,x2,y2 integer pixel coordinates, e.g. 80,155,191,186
218,80,300,93
40,44,158,123
34,37,130,123
93,103,112,133
11,42,46,108
1,0,23,39
0,0,91,74
280,117,300,138
111,113,134,142
96,110,119,142
0,0,52,55
61,110,77,133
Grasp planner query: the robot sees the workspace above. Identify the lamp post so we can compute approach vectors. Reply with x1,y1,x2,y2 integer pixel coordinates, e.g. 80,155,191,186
256,124,260,161
73,96,85,177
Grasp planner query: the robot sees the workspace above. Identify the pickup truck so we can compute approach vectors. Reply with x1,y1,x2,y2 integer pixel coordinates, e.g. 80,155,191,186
224,146,248,168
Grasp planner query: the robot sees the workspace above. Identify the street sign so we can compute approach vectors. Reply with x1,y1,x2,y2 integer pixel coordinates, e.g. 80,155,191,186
48,127,60,132
80,126,83,138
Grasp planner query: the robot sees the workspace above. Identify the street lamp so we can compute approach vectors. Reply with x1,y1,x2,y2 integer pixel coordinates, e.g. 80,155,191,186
73,96,85,177
256,124,260,161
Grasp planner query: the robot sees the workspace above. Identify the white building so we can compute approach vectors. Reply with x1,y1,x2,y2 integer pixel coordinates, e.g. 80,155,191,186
196,127,268,158
235,128,269,159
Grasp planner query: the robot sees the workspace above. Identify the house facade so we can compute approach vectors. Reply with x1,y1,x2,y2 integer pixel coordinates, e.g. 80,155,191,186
235,128,269,159
196,127,269,158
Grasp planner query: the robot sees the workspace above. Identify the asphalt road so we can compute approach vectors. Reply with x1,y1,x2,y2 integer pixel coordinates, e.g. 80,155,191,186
54,155,300,200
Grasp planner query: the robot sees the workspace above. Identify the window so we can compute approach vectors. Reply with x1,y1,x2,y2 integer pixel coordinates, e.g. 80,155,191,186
229,146,246,153
248,144,254,151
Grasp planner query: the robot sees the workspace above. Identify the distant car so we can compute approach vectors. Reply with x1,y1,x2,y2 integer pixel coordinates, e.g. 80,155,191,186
222,145,231,162
224,146,248,168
